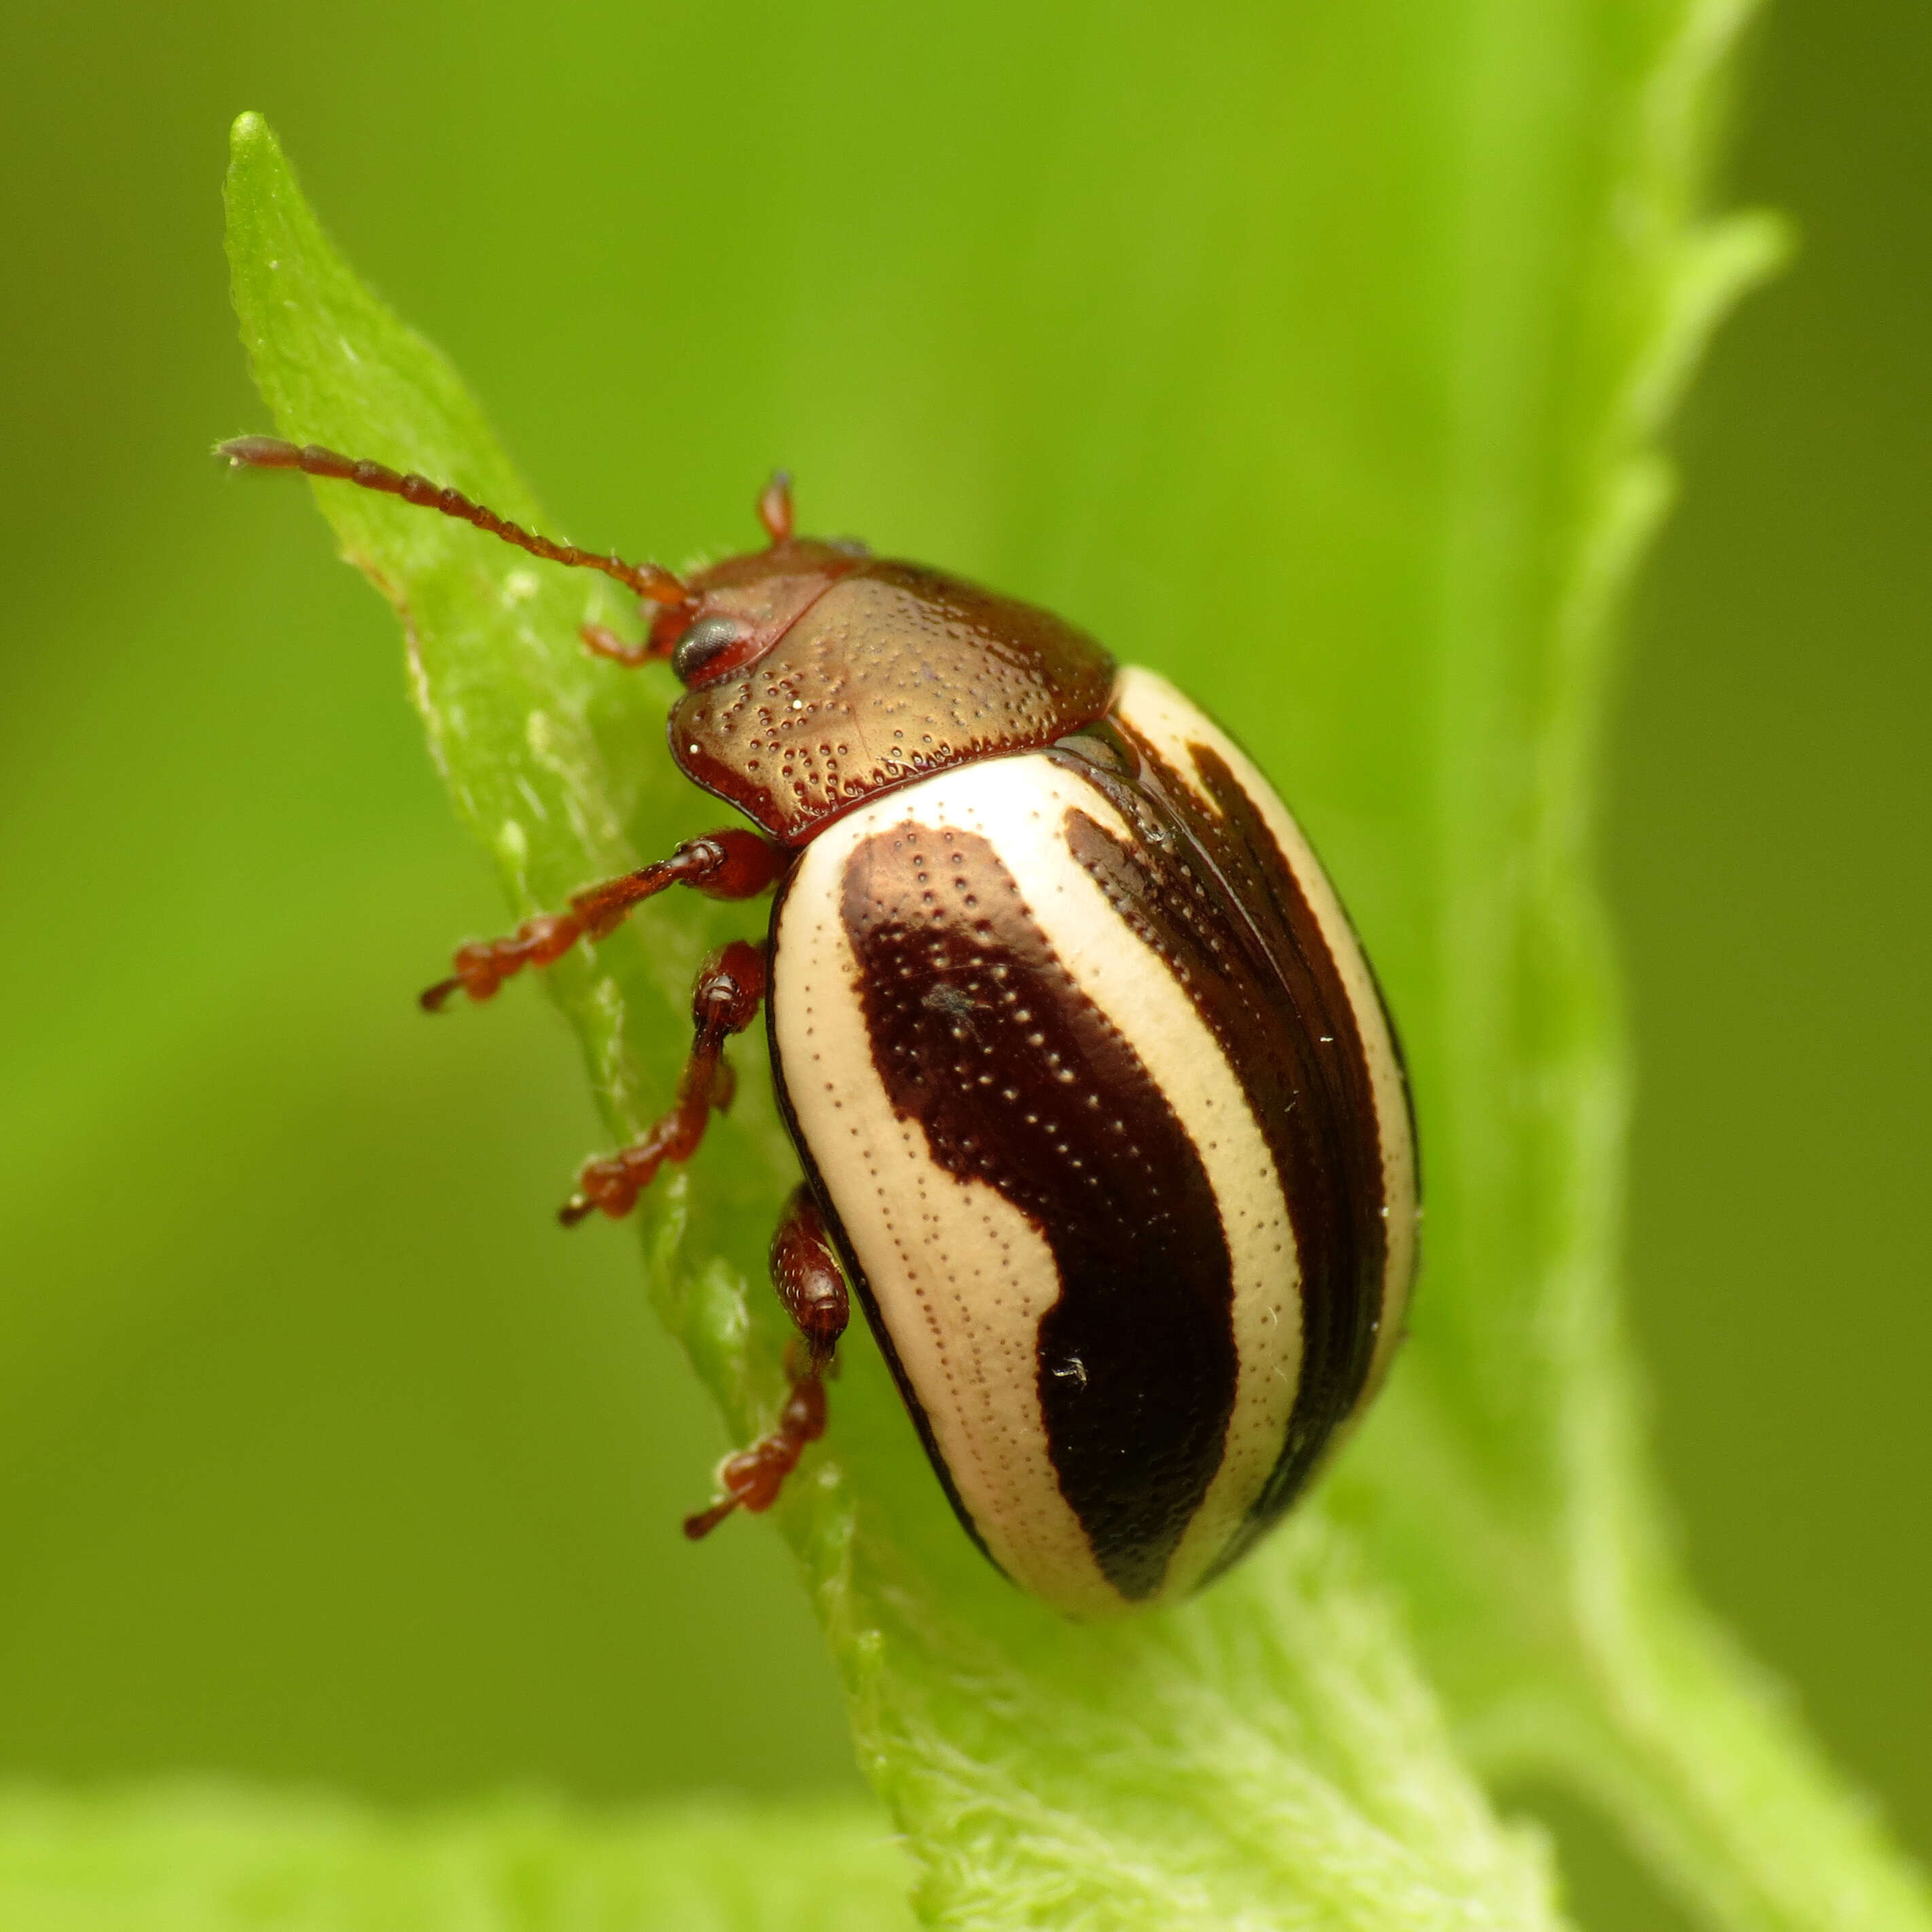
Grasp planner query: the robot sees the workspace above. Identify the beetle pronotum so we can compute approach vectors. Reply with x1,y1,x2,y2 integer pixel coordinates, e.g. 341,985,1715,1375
223,434,1418,1617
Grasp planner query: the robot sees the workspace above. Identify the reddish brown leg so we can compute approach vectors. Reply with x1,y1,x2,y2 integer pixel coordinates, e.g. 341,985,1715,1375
579,620,664,667
558,939,768,1226
768,1185,849,1366
757,470,794,545
685,1186,849,1539
421,829,785,1011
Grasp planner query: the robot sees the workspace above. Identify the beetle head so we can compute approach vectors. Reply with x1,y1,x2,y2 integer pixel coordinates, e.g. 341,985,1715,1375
651,476,868,688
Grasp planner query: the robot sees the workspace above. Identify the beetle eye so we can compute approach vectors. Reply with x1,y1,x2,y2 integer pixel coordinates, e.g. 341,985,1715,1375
671,614,750,684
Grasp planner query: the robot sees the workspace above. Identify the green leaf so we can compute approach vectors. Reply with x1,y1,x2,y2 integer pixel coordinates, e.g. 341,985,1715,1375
220,1,1932,1915
0,1787,915,1932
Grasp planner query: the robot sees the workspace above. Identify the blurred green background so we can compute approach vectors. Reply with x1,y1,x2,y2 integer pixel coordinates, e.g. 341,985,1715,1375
0,0,1922,1921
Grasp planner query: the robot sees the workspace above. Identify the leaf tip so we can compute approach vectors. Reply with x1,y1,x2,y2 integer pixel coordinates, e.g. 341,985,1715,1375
228,110,276,164
226,113,296,235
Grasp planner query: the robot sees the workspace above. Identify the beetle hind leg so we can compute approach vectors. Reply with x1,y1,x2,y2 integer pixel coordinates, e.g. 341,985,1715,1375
559,938,768,1224
684,1186,850,1538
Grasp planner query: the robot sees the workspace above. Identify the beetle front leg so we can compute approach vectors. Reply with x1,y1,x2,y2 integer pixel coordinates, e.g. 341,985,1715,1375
558,938,768,1225
420,828,785,1010
683,1185,849,1539
579,618,662,666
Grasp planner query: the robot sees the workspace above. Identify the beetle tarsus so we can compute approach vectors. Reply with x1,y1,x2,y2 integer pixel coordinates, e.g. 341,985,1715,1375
420,830,786,1009
683,1346,828,1538
560,939,768,1223
681,1497,738,1539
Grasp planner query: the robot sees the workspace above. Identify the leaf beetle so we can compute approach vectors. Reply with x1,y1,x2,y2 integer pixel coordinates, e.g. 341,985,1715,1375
221,434,1419,1617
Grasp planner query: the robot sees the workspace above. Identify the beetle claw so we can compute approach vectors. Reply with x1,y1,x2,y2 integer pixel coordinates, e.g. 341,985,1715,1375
419,975,463,1013
681,1359,828,1539
681,1496,739,1540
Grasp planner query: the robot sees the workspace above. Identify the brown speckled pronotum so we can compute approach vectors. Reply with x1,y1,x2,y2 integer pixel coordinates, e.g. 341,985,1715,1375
221,433,1420,1616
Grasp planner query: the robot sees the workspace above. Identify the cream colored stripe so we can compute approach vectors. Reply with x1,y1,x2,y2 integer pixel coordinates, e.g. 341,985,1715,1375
1110,666,1420,1399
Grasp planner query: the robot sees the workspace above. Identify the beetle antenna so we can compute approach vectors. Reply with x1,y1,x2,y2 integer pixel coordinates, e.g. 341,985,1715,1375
217,435,688,605
757,469,794,545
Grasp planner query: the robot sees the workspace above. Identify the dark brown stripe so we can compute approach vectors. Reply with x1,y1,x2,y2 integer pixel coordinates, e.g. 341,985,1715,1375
1052,721,1392,1577
837,819,1238,1600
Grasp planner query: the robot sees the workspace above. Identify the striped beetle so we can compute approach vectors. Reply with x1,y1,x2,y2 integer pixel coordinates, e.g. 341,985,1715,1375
222,436,1419,1616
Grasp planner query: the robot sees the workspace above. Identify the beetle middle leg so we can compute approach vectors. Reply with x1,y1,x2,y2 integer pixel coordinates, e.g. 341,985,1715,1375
420,827,785,1010
683,1185,849,1539
559,938,768,1226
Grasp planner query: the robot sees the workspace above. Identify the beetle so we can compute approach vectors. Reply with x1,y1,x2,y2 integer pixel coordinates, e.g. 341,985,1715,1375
220,433,1418,1617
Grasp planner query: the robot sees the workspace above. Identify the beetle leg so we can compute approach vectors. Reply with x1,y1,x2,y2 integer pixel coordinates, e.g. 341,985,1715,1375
766,1185,850,1367
579,619,660,666
682,1346,827,1541
420,829,785,1010
683,1187,847,1539
558,938,767,1225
